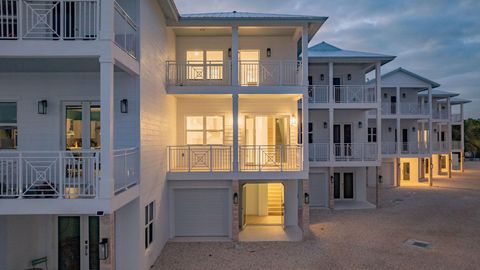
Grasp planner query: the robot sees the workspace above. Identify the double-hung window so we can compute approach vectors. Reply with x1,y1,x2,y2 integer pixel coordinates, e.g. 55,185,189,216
367,127,377,143
186,50,224,80
0,102,17,149
186,116,224,145
145,201,154,249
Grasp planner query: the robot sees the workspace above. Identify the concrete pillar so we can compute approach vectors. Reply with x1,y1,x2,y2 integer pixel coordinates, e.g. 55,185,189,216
232,180,239,241
447,97,452,178
448,153,452,178
232,94,239,172
396,118,401,155
375,166,380,208
301,179,310,239
100,59,114,199
231,26,239,86
394,158,399,187
100,214,115,270
429,157,433,186
396,86,400,116
328,167,334,209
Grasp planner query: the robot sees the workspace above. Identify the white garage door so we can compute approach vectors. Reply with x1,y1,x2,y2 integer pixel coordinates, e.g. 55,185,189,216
174,188,229,237
309,173,328,207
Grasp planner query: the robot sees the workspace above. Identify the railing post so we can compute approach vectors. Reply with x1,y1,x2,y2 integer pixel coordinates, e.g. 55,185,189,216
210,145,213,172
18,0,23,40
17,153,22,197
59,152,63,198
187,145,191,172
280,145,284,172
60,0,64,39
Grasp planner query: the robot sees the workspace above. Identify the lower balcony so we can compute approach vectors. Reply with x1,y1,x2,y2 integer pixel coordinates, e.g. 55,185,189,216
239,145,302,172
381,142,429,156
432,141,450,152
308,143,378,164
0,148,138,199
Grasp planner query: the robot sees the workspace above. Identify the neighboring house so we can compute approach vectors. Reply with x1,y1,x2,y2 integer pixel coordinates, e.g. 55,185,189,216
0,1,471,270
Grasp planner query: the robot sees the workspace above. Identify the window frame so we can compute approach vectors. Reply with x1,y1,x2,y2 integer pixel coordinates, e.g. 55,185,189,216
145,201,154,249
367,127,377,143
0,101,18,150
186,50,224,81
185,115,225,145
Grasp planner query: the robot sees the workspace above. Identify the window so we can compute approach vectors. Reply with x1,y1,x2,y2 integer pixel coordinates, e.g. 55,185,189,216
0,102,17,149
403,163,410,181
367,127,377,142
186,50,224,80
441,156,447,169
0,1,18,39
308,122,313,144
186,116,224,145
145,201,154,249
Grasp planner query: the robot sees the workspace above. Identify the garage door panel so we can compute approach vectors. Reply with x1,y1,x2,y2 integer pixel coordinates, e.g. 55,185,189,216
309,173,327,207
174,189,229,237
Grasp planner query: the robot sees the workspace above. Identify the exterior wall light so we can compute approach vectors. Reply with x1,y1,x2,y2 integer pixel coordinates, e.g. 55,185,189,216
379,175,383,184
233,192,239,205
388,127,392,132
304,193,310,204
383,93,388,99
320,74,324,81
120,99,128,114
402,93,406,98
38,100,47,114
412,126,416,132
290,116,297,125
358,121,363,128
228,48,232,58
323,122,328,129
434,128,437,133
347,74,352,81
99,238,109,260
266,48,272,57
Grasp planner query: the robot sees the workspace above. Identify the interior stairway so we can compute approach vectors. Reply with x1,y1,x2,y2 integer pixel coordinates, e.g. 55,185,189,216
267,183,283,216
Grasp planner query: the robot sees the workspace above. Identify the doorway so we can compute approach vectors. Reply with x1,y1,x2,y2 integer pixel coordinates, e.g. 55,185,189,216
64,102,101,150
402,129,408,152
390,96,397,114
239,50,260,86
333,124,352,160
241,183,284,227
333,172,354,200
333,77,342,102
58,216,99,270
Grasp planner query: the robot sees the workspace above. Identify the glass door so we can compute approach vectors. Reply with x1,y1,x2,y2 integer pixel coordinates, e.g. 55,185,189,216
343,173,354,199
333,172,354,200
239,50,260,86
64,102,100,150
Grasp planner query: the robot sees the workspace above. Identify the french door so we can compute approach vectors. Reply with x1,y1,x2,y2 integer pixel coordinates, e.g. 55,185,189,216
402,129,408,152
64,102,101,150
58,216,100,270
333,172,354,200
334,124,352,159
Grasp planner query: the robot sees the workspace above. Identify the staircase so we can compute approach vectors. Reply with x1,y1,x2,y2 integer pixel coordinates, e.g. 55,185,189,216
267,183,284,216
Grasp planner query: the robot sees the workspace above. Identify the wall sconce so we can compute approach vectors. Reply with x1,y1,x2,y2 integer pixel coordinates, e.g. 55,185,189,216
402,93,406,98
412,126,416,132
290,116,297,125
323,122,328,129
120,99,128,114
383,93,388,99
99,238,109,260
434,128,437,133
330,175,334,183
388,127,392,132
228,48,232,58
266,48,272,57
378,175,383,184
347,74,352,81
37,100,47,114
233,192,238,205
320,74,324,81
304,193,310,204
358,121,363,128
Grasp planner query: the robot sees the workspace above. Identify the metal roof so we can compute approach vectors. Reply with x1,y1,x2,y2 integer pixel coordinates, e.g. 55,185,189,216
418,89,460,98
180,11,327,21
437,97,472,105
307,42,395,65
377,67,441,88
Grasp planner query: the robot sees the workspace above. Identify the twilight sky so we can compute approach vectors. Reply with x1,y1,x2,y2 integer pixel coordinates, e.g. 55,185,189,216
175,0,480,118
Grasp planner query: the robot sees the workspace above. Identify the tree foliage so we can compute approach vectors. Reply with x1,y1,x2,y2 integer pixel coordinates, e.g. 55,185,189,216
464,118,480,157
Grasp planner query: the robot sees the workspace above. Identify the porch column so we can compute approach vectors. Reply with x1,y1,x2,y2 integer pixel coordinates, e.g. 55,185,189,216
394,158,400,187
328,167,334,209
447,97,452,178
100,0,114,41
302,93,309,170
396,86,400,115
329,108,334,162
231,26,239,86
301,179,310,239
100,214,116,270
429,157,433,186
301,24,309,86
232,179,239,241
328,62,334,103
375,62,382,161
396,119,401,155
375,166,381,208
100,59,115,199
428,85,433,156
396,86,401,155
232,94,239,172
461,104,465,172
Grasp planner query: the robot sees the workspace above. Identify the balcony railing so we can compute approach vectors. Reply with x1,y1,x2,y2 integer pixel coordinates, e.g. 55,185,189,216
113,0,137,58
334,143,377,161
451,140,462,150
167,145,232,172
238,60,302,86
309,143,329,161
381,142,397,155
239,145,302,172
433,110,449,120
432,141,450,152
333,85,376,103
0,150,99,198
113,147,138,193
0,0,99,40
166,61,232,86
381,102,396,115
400,103,429,115
382,142,429,155
451,113,462,122
308,85,329,103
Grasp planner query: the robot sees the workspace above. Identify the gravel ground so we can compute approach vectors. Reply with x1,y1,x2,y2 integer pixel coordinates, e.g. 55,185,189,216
154,162,480,270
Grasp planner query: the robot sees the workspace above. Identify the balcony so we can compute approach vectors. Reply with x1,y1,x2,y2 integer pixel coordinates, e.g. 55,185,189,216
239,145,302,172
308,85,328,103
432,141,450,152
113,0,138,58
382,142,429,155
309,143,329,161
308,85,376,104
451,113,462,122
451,141,462,150
166,60,302,87
432,110,449,120
334,143,377,162
0,148,138,199
167,145,232,172
381,102,430,116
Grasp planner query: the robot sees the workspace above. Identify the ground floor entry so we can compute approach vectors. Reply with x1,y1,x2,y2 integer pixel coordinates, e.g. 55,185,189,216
241,183,284,227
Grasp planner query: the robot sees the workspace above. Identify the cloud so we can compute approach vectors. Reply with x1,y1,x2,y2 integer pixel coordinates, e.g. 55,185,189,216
174,0,480,117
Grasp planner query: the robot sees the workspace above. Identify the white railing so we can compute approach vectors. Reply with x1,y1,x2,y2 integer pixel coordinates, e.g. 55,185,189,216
113,147,138,194
239,145,302,172
166,61,232,86
381,102,396,115
0,0,99,40
432,141,450,152
0,150,99,198
308,143,329,162
451,113,462,122
308,85,329,103
239,60,302,86
167,145,232,172
334,143,377,161
432,110,449,120
452,140,462,150
114,0,137,58
400,142,429,155
381,142,397,155
333,85,376,103
400,102,430,115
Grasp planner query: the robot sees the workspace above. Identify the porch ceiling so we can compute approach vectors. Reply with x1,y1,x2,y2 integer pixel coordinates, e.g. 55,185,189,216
0,58,124,73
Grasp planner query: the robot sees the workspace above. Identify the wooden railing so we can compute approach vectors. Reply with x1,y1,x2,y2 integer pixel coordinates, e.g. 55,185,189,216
308,85,329,103
451,113,462,122
166,61,232,86
238,60,302,86
333,85,376,103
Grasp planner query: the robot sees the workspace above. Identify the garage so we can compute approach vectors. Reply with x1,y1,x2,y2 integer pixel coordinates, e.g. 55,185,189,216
173,188,229,237
309,173,328,207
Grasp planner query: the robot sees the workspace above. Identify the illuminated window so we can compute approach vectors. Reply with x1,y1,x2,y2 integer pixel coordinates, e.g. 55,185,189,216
403,163,410,180
0,102,17,149
186,50,224,80
186,116,224,145
145,201,154,249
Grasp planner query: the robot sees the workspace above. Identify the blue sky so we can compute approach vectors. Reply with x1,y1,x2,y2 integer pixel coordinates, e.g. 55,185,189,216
175,0,480,118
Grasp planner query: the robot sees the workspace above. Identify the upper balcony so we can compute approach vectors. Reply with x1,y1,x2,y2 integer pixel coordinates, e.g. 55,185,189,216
380,102,430,117
381,142,429,156
0,0,138,59
432,110,449,121
451,113,462,123
308,85,376,106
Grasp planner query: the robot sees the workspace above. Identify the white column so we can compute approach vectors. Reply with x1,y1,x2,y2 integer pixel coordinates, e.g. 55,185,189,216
396,86,401,155
375,62,382,161
231,26,239,86
461,104,465,172
328,62,334,103
232,94,239,172
302,94,309,170
396,118,401,155
100,59,115,199
100,0,114,41
447,97,452,178
301,24,309,86
428,85,433,155
396,86,400,115
329,108,334,162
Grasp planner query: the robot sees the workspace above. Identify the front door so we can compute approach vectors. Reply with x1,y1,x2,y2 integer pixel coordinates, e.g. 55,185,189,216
64,102,101,150
402,129,408,152
333,77,342,102
333,172,354,200
390,96,397,114
58,216,99,270
333,124,352,160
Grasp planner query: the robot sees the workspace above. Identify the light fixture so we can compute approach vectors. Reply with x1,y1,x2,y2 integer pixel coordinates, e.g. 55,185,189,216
330,175,334,183
37,100,47,114
120,99,128,114
388,127,392,132
228,48,232,58
233,192,239,205
434,128,437,133
290,116,297,125
99,238,109,260
266,48,272,57
383,93,388,99
304,193,310,204
378,175,383,184
320,74,324,81
347,74,352,81
323,122,328,129
402,93,406,98
358,121,363,128
412,126,416,132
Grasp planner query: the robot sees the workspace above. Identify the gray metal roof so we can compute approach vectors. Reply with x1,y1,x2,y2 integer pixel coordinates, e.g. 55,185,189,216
437,97,472,105
307,42,395,65
418,89,460,98
180,11,327,21
378,67,441,88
